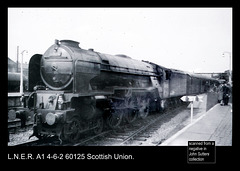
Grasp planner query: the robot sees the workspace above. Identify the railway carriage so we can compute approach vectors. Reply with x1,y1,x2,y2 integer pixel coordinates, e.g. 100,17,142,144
26,40,219,142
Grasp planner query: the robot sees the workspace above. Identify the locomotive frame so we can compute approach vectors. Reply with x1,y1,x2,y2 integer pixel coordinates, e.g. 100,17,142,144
26,40,219,142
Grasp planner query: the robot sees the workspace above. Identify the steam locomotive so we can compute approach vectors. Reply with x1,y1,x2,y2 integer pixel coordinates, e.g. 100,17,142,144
8,72,28,93
27,40,219,142
8,72,33,126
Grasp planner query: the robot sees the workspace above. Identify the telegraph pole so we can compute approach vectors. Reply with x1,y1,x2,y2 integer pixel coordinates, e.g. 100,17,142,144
16,46,19,72
20,50,28,94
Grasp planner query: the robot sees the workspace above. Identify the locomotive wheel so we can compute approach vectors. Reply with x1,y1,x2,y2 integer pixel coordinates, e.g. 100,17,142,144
62,117,81,143
138,98,150,119
125,109,137,123
160,99,167,111
93,117,104,135
106,109,123,129
124,97,137,123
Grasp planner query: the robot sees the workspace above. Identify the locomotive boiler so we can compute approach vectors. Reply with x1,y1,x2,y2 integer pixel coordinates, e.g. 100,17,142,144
27,39,219,142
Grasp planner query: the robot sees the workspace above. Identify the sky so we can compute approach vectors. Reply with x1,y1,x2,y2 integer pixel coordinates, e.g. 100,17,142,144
8,8,232,73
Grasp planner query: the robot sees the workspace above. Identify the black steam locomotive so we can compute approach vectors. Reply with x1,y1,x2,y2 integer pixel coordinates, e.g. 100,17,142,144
8,72,33,126
27,40,219,142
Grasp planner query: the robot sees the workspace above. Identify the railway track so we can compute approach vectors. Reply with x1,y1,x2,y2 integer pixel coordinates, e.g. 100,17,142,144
73,103,189,146
119,114,168,145
63,130,113,146
13,103,190,146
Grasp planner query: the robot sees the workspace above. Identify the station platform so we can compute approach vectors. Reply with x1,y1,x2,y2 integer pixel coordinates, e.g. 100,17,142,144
161,102,232,146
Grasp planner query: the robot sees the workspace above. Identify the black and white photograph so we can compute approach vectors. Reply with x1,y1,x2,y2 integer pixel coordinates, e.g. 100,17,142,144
7,7,234,164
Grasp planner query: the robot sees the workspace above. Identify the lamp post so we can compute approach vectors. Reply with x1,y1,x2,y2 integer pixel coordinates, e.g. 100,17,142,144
222,51,231,86
20,50,28,95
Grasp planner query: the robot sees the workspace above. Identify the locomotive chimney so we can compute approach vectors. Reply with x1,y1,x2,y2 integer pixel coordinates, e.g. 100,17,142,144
55,39,60,45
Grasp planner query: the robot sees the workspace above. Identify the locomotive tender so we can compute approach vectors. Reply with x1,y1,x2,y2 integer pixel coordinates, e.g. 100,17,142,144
27,39,218,142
